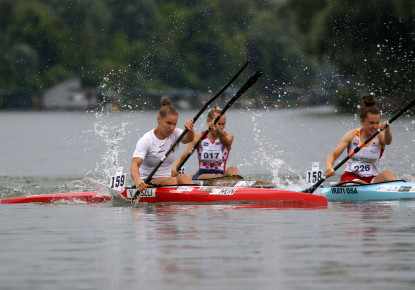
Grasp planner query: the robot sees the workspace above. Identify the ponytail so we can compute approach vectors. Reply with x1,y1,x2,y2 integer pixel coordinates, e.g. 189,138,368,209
159,97,178,118
360,94,380,120
207,105,222,121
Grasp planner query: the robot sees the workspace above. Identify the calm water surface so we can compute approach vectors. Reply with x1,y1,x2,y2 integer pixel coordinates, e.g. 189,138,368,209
1,107,415,289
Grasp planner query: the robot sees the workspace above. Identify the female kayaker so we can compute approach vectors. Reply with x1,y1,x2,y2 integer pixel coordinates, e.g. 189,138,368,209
131,97,194,191
325,94,397,184
172,105,239,180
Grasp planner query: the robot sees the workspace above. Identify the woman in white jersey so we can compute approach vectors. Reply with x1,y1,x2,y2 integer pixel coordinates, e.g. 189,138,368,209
172,106,239,180
325,94,397,184
131,97,194,191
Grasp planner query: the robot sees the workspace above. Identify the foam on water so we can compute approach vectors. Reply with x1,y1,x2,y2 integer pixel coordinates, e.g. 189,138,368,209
93,112,130,179
249,110,301,188
86,72,136,187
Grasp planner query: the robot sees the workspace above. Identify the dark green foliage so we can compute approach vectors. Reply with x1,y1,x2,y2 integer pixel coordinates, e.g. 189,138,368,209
306,0,415,96
333,87,360,113
0,0,413,111
0,0,316,95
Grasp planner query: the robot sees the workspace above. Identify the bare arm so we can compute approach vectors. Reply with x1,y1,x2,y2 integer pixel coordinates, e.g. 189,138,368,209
130,157,147,191
181,119,195,144
209,120,234,149
172,133,202,176
325,129,355,177
379,121,392,146
217,131,234,150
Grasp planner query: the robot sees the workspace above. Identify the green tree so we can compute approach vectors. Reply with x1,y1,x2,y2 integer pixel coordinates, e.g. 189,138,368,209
247,8,319,94
0,0,330,107
285,0,327,34
1,1,73,90
109,0,158,41
45,0,112,86
4,43,40,90
152,1,248,89
309,0,415,96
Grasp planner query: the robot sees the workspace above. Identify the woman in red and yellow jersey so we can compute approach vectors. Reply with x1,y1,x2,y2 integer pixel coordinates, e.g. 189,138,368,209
325,94,397,184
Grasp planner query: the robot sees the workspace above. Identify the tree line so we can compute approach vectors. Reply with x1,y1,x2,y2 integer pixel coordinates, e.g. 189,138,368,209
0,0,414,110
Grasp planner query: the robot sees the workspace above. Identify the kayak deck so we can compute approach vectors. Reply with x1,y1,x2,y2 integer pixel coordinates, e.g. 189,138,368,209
0,192,112,204
1,185,328,206
118,185,328,206
192,175,276,188
320,180,415,201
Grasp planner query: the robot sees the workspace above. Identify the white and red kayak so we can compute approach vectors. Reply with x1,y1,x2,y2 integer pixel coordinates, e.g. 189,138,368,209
0,192,112,204
1,186,327,206
115,185,328,205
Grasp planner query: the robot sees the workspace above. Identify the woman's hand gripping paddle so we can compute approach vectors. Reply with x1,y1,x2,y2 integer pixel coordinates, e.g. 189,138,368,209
303,98,415,194
131,62,250,203
175,71,263,173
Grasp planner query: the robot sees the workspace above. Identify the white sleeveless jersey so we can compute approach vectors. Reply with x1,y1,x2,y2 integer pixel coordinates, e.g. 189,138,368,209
344,128,385,177
197,132,230,172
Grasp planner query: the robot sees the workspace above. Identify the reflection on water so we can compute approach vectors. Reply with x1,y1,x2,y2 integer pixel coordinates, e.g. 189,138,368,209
1,108,415,289
0,200,415,288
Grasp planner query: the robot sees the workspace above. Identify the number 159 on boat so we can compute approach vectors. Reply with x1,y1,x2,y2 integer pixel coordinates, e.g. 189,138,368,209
110,167,126,192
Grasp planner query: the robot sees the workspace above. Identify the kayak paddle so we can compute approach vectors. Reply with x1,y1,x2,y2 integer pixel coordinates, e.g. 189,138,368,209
175,70,263,173
131,61,249,202
303,98,415,194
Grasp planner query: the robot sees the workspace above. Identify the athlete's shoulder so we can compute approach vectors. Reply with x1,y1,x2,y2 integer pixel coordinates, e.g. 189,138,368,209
194,132,206,140
345,128,359,138
338,128,357,145
224,131,234,137
137,130,153,143
173,128,183,137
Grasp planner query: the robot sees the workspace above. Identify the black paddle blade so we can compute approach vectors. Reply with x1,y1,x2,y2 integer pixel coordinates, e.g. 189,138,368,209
302,183,320,194
302,177,325,193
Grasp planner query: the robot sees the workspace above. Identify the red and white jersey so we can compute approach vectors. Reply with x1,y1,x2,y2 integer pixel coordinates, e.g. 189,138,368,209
344,128,385,177
197,131,230,171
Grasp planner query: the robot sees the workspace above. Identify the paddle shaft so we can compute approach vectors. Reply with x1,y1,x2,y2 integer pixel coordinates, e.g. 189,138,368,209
131,62,249,202
304,98,415,194
176,71,263,172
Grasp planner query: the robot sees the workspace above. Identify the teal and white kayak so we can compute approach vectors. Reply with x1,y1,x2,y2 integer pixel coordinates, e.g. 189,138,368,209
321,180,415,201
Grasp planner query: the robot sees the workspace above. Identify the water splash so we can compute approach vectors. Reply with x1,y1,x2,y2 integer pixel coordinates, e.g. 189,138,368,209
250,111,298,188
93,112,130,180
88,73,134,184
0,176,100,198
80,177,118,196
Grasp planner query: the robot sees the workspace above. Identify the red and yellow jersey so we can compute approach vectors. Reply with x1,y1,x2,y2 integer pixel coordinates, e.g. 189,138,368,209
344,128,385,177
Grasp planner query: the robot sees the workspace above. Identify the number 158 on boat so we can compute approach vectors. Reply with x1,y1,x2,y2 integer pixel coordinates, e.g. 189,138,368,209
306,162,323,184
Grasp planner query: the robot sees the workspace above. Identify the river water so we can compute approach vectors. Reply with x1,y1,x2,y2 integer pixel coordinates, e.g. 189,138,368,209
1,107,415,289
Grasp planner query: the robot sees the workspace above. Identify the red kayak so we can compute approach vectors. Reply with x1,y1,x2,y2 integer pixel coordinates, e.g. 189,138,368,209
0,192,112,204
116,185,328,205
1,186,327,206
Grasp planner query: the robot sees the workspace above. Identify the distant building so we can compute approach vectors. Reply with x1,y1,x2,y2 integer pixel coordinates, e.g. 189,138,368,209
42,78,99,110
